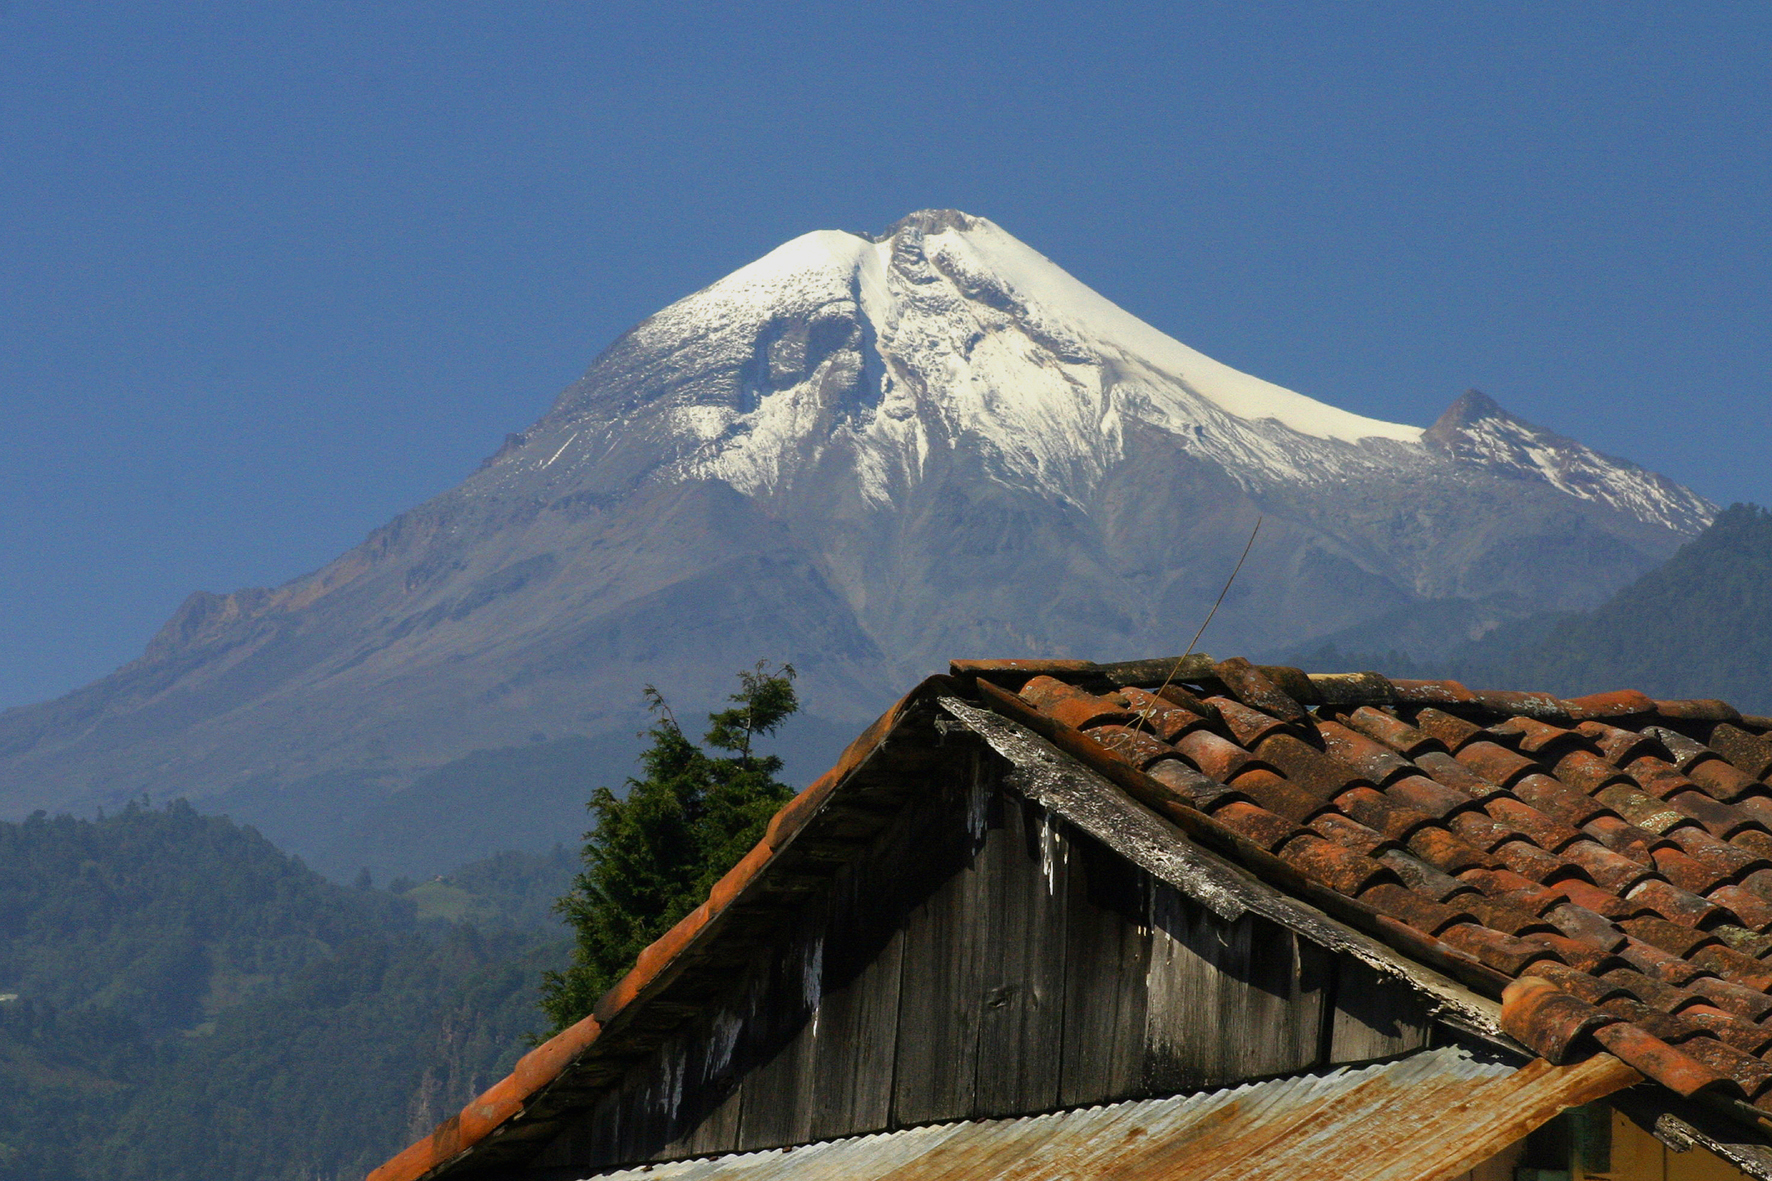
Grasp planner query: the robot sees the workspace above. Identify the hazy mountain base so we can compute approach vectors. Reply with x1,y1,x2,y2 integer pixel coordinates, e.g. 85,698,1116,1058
1284,504,1772,714
0,803,571,1181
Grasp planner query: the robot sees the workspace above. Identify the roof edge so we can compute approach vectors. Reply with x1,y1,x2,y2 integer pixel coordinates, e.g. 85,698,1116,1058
367,674,962,1181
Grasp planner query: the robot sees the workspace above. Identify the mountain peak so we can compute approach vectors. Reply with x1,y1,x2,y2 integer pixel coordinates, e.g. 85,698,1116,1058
1422,388,1712,533
1430,388,1508,431
873,208,981,242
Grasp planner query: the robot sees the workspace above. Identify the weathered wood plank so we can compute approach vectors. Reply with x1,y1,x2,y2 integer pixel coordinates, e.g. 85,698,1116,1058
973,790,1069,1116
1142,891,1327,1091
891,776,988,1126
805,793,918,1140
1326,954,1430,1064
1057,828,1150,1107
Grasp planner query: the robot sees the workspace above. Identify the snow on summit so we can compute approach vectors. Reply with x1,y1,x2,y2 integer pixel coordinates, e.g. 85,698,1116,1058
510,209,1707,534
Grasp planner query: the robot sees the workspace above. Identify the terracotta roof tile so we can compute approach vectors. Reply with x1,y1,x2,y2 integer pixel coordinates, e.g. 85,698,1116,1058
1648,727,1725,773
1709,723,1772,780
1277,833,1394,894
1486,797,1584,852
1255,731,1367,799
1456,741,1539,788
1710,886,1772,933
1491,717,1589,757
1212,696,1297,747
1406,826,1496,875
1543,902,1627,951
1578,721,1666,766
1513,774,1607,827
1210,800,1304,851
976,657,1772,1122
1387,769,1486,817
1390,678,1479,707
1341,706,1445,758
1309,811,1392,858
1315,719,1415,785
1689,758,1762,803
1213,657,1309,722
1412,708,1486,752
1377,848,1475,902
1229,767,1325,823
1564,689,1659,720
1120,686,1213,742
1084,724,1179,771
1439,923,1559,976
1581,814,1660,864
1173,729,1261,781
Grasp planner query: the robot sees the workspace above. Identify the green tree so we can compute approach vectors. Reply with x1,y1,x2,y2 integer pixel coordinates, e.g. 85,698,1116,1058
540,664,798,1032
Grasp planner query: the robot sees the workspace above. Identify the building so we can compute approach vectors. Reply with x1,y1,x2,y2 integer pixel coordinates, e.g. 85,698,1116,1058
368,656,1772,1180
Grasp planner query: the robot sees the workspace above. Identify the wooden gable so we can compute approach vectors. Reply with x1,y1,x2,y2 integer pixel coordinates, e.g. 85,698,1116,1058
517,703,1434,1176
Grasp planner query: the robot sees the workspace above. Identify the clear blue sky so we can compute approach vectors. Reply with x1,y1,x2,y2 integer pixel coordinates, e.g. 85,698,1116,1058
2,2,1767,710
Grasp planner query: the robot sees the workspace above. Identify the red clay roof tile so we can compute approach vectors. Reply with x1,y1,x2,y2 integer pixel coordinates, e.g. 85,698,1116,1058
1333,785,1435,842
1564,690,1658,720
1549,749,1632,796
1655,699,1742,723
1675,1034,1772,1098
1255,732,1366,800
1580,815,1659,864
1341,706,1445,757
1689,758,1762,803
1213,657,1309,722
1308,811,1391,858
1684,975,1772,1021
1709,723,1772,780
1212,696,1297,747
1439,923,1557,976
1412,708,1486,752
1120,686,1212,742
1387,770,1485,818
1591,1020,1734,1097
1315,719,1415,785
1486,797,1583,852
1277,833,1393,894
1085,724,1180,770
1492,717,1587,756
1513,773,1607,827
1390,678,1479,707
1543,903,1627,952
1229,767,1325,823
1578,721,1666,766
1210,800,1304,851
1166,725,1248,772
1456,741,1540,788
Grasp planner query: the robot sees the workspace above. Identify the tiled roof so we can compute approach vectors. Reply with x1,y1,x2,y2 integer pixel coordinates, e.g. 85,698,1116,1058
966,655,1772,1118
369,655,1772,1181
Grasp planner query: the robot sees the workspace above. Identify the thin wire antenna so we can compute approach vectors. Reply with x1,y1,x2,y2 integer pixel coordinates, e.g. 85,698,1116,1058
1143,514,1263,717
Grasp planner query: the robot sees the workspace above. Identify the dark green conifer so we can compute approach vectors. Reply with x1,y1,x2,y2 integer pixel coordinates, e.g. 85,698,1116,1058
540,664,798,1032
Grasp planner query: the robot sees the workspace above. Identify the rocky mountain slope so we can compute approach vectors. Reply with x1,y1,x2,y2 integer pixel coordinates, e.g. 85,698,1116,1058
0,210,1714,875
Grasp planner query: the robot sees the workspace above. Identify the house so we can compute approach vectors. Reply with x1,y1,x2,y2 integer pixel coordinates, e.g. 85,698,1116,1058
367,655,1772,1180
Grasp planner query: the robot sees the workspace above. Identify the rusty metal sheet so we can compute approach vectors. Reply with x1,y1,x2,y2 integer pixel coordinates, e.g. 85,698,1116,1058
571,1044,1639,1181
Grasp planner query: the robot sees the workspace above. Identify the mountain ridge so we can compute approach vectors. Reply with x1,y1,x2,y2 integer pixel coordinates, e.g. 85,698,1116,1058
0,209,1715,876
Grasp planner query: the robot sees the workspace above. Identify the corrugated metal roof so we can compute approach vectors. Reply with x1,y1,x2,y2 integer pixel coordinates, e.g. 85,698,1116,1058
571,1044,1640,1181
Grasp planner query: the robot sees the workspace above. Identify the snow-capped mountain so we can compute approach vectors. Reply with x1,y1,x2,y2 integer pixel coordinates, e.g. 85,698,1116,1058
0,210,1714,877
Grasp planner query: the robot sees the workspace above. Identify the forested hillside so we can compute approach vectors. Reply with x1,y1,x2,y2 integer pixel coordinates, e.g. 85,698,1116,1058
0,802,570,1181
1296,504,1772,711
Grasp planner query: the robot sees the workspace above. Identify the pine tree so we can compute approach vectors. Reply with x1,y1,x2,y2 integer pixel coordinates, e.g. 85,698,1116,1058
539,664,798,1033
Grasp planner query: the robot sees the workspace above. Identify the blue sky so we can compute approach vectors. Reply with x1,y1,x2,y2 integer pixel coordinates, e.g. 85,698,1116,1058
2,1,1767,709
